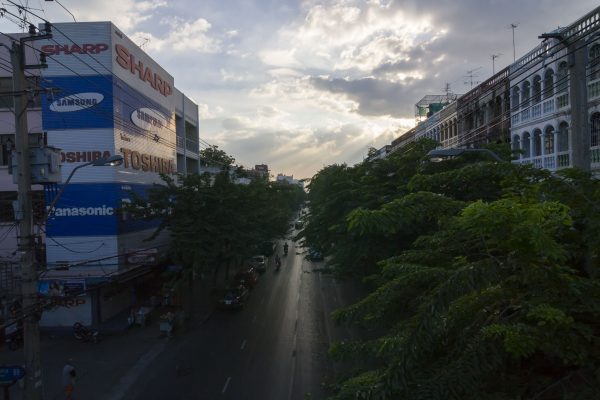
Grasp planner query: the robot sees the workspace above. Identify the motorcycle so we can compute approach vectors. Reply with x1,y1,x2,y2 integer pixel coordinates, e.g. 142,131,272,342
275,257,282,270
283,243,289,256
73,322,99,343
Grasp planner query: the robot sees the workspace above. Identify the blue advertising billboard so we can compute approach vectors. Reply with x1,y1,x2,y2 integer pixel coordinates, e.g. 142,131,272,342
42,75,114,130
45,182,163,237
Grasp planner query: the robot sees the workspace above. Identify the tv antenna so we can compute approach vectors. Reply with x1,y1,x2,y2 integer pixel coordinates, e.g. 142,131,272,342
138,37,151,50
490,53,502,74
509,23,519,62
464,67,482,89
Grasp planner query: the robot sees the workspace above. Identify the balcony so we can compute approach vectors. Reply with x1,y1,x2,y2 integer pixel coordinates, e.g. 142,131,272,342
556,92,569,109
589,79,600,99
176,136,200,155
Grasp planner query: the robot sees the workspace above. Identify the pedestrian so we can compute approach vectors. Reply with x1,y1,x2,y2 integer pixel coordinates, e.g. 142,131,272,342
62,359,76,399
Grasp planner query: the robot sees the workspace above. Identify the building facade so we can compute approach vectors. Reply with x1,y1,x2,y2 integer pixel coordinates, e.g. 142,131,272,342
1,22,200,328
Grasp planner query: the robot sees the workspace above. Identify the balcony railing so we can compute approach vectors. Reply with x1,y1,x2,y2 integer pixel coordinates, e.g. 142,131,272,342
589,79,600,99
520,108,530,122
176,136,200,154
542,99,554,114
556,92,569,109
511,114,519,125
532,103,542,119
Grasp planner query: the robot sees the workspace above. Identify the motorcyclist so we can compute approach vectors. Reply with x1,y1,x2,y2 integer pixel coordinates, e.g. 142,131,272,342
275,254,281,269
283,242,289,255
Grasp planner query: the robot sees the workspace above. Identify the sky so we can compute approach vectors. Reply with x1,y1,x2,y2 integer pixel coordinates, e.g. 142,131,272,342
1,0,598,179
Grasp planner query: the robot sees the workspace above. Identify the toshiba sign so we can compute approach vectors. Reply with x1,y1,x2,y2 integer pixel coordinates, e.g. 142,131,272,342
115,44,173,97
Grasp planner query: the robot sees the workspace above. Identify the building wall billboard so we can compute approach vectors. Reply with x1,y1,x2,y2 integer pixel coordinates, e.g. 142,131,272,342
41,75,114,130
39,22,112,77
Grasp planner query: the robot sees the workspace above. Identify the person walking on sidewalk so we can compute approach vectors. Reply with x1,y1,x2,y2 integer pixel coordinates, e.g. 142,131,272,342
62,360,76,399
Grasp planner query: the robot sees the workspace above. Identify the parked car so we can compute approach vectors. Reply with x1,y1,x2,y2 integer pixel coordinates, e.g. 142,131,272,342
307,248,324,261
234,267,259,289
250,255,267,272
218,285,250,309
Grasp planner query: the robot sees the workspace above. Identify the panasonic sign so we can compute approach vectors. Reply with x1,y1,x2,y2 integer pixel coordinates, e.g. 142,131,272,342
50,93,104,112
51,205,115,217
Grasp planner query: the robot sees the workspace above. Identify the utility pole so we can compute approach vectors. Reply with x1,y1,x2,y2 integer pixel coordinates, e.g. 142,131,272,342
10,24,51,400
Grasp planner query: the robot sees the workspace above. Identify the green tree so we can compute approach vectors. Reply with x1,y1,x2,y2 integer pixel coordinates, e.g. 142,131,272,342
304,140,600,399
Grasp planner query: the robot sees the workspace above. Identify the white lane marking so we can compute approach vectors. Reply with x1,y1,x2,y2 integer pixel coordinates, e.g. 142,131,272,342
106,339,168,400
241,339,247,350
222,376,231,393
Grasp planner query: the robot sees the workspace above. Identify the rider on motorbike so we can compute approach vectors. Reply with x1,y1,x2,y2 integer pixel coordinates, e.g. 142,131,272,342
275,254,282,269
283,242,289,255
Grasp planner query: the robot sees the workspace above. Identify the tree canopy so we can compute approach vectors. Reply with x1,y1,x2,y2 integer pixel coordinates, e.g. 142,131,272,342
302,139,600,399
125,160,305,281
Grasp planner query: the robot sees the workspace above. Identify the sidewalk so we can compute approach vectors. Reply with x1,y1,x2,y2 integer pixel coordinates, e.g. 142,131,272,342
1,276,216,400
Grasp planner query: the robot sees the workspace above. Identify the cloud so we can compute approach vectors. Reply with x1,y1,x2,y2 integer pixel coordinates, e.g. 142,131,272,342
131,17,220,53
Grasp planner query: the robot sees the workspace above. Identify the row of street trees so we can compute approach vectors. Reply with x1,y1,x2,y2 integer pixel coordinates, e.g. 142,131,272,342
128,146,305,284
302,139,600,399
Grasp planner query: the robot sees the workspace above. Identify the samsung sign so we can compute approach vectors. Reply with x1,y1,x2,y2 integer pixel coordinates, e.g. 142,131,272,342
131,108,167,133
50,93,104,112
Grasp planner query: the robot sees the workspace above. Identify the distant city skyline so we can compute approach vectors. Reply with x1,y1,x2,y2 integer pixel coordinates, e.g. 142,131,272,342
1,0,597,178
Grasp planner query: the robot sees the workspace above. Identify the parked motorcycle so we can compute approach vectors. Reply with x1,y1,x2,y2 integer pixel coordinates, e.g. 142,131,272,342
73,322,99,343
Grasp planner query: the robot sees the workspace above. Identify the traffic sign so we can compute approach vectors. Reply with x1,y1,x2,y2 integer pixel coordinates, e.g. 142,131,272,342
0,365,25,384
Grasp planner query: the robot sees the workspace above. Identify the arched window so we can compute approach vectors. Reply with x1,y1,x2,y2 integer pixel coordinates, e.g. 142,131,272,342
591,113,600,147
511,86,520,110
589,44,600,81
544,69,554,98
522,81,531,107
557,61,568,93
533,129,542,156
544,125,555,154
495,96,502,117
512,134,521,153
523,132,531,157
558,122,570,152
453,118,457,138
533,75,542,103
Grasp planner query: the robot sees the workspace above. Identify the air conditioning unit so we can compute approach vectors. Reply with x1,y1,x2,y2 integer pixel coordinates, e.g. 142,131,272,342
9,146,62,184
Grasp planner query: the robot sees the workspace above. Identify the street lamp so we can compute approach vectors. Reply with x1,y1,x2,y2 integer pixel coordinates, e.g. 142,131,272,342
46,155,123,219
427,148,506,163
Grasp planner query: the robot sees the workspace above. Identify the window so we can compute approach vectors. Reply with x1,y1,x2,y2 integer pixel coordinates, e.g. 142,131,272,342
544,69,554,98
591,113,600,148
511,86,520,110
0,134,14,166
544,126,555,154
522,132,531,157
0,76,42,110
557,61,568,93
589,44,600,81
558,122,569,152
512,135,521,152
522,81,531,107
533,75,542,103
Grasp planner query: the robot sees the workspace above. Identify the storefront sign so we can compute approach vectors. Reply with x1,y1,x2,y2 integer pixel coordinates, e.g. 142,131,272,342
50,93,104,112
127,248,158,265
0,366,26,384
42,43,109,55
115,44,173,97
39,279,86,297
120,147,175,174
61,150,112,163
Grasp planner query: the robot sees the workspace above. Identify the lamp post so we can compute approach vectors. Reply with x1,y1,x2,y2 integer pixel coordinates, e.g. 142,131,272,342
427,148,506,163
45,155,123,219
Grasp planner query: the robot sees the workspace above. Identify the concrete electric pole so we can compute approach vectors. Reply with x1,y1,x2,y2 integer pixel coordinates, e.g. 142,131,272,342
10,24,52,400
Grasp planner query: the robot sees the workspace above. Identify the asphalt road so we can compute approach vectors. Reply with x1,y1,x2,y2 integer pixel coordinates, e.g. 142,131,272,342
127,238,335,400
